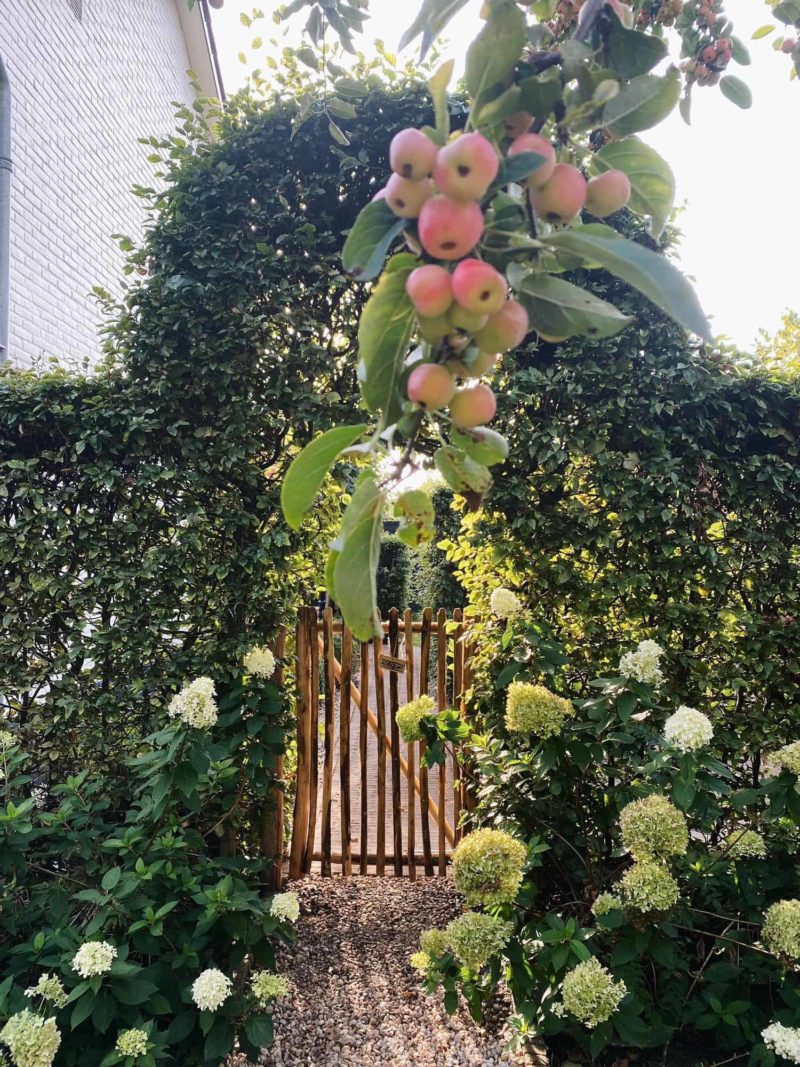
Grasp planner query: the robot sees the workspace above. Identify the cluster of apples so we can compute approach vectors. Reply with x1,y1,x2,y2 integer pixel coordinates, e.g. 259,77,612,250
682,35,733,85
377,126,631,429
635,0,683,27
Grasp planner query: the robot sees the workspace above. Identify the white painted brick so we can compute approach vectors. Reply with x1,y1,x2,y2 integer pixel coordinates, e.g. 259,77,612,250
2,0,202,368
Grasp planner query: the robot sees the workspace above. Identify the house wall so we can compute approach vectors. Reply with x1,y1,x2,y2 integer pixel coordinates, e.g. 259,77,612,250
0,0,206,368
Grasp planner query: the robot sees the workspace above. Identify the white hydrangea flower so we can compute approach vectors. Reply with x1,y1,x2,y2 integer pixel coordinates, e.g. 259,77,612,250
618,639,664,687
168,676,218,730
71,940,117,978
0,729,15,752
115,1028,149,1058
663,705,713,753
270,892,300,923
0,1010,61,1067
490,587,522,619
243,645,276,679
763,1021,800,1064
191,968,232,1012
23,974,67,1009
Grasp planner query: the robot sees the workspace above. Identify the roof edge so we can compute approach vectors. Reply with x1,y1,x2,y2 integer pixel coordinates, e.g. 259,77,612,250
176,0,226,102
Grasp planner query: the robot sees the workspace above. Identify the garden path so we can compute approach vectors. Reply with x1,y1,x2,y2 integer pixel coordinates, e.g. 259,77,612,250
259,876,543,1067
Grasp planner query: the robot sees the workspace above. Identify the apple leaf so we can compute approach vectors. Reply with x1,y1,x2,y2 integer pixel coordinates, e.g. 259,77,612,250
519,274,632,340
358,254,417,425
281,424,369,530
333,475,386,640
342,199,408,280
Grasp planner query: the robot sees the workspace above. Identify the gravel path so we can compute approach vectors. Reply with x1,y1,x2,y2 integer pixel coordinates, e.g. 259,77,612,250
260,876,544,1067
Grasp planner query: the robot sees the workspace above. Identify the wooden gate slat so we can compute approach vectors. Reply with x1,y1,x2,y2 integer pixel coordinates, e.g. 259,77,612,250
418,607,434,876
340,624,353,876
359,638,369,876
404,608,416,882
303,606,320,873
388,609,404,876
320,608,336,876
372,636,387,876
261,627,287,887
452,607,464,845
436,608,448,877
289,610,310,880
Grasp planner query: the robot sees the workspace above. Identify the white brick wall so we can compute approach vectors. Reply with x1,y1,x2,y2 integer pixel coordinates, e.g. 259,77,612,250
1,0,204,368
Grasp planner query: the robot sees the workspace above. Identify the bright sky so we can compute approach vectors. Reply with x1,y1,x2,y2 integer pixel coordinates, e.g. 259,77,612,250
209,1,800,352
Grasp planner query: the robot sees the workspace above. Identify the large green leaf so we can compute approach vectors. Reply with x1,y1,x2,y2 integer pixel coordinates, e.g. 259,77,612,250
519,274,632,340
517,74,562,121
357,253,417,425
333,475,386,640
428,59,454,141
603,70,681,136
720,74,753,109
399,0,471,58
281,424,368,530
542,225,712,340
342,200,408,281
465,0,527,105
592,136,675,238
605,12,668,78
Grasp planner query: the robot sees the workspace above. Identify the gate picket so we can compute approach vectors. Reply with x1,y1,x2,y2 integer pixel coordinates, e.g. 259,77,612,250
288,607,467,879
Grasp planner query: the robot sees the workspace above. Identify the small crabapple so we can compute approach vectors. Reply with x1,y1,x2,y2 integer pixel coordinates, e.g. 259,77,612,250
450,383,497,428
418,196,485,260
585,170,631,217
448,305,489,334
781,37,796,53
407,363,457,410
417,313,452,343
530,164,587,225
508,133,556,188
389,128,438,181
451,259,508,316
433,133,499,202
385,174,434,219
448,349,499,378
503,111,535,138
474,299,529,353
406,265,453,318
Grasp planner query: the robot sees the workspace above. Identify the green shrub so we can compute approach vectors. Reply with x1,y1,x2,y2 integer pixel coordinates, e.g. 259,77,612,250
376,534,411,617
417,612,800,1064
408,488,466,610
0,670,294,1066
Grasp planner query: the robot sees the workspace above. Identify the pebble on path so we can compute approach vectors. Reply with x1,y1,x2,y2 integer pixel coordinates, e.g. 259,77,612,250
253,875,545,1067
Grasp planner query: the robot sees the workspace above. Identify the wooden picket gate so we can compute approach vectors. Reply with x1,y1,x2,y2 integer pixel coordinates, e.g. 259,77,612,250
287,605,474,879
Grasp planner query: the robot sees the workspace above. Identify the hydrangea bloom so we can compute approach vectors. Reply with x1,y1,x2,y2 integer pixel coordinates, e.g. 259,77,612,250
0,1010,61,1067
250,971,289,1006
762,1022,800,1064
243,646,276,679
490,587,522,618
619,862,680,913
618,639,664,687
396,695,436,743
71,940,117,978
505,682,573,739
561,957,627,1029
663,705,713,753
410,950,434,974
191,968,232,1011
270,892,300,923
726,829,767,859
776,742,800,776
420,928,450,958
763,900,800,961
168,677,218,730
23,975,67,1009
452,828,527,906
0,729,15,753
619,794,688,861
445,912,513,971
115,1029,149,1058
592,893,623,917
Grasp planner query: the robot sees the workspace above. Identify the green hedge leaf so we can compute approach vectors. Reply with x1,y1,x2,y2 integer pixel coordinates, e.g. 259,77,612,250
281,424,368,531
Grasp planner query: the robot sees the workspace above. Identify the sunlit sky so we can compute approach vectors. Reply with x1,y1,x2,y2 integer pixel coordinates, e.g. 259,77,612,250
209,1,799,351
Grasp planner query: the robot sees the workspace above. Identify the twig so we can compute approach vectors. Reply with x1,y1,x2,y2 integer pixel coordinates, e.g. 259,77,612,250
575,0,610,42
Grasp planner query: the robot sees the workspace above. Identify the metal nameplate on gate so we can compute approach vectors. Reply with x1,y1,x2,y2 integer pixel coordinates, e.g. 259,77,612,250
379,654,406,672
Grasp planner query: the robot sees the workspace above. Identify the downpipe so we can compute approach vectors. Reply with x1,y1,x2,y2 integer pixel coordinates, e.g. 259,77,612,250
0,53,11,363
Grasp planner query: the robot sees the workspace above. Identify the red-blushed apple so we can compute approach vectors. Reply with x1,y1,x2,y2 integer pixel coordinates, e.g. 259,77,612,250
418,196,485,260
407,363,457,411
508,133,556,188
406,264,453,318
585,169,631,217
448,349,499,378
503,111,535,138
385,174,434,219
474,299,529,353
433,133,499,202
530,164,587,224
450,383,497,428
389,128,438,181
451,259,508,316
449,305,489,334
